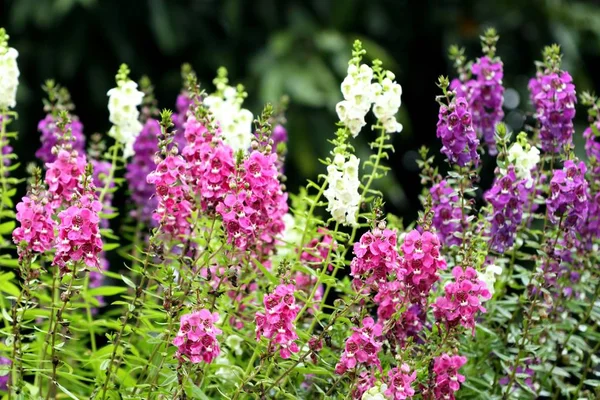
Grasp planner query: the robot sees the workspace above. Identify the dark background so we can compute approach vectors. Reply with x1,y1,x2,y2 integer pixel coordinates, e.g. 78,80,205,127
2,0,600,222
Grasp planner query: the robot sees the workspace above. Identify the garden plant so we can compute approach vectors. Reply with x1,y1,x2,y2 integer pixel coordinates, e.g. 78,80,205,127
0,26,599,399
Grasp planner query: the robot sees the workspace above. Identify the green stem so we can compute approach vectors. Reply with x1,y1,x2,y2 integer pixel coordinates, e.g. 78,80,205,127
37,266,59,395
0,108,9,218
98,141,121,205
83,273,97,353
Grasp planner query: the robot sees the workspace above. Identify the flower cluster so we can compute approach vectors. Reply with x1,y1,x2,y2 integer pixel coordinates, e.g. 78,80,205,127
217,150,287,251
53,186,103,273
362,383,388,400
45,148,87,208
107,65,144,158
436,97,480,167
350,226,402,290
432,354,467,400
13,191,56,256
146,154,193,238
0,29,19,110
182,115,235,211
433,266,490,334
255,284,299,359
478,262,503,296
337,63,377,136
583,121,600,165
430,180,463,246
385,364,416,400
335,317,383,374
528,70,576,153
547,159,589,231
452,56,504,154
372,71,403,133
173,310,222,364
203,70,253,152
402,230,446,305
324,153,361,226
125,118,160,224
506,139,540,185
484,168,528,252
36,115,86,164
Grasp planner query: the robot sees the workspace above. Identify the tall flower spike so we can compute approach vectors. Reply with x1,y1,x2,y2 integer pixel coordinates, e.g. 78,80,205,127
203,67,253,152
324,151,361,226
107,64,144,158
547,159,589,232
53,165,103,274
436,77,480,167
0,28,19,110
528,45,577,153
126,118,160,225
430,180,463,246
451,29,504,155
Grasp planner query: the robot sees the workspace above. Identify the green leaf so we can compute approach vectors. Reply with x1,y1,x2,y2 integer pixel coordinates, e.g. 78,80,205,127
254,259,279,285
56,382,80,400
121,274,136,288
0,221,15,235
87,286,128,297
102,243,120,252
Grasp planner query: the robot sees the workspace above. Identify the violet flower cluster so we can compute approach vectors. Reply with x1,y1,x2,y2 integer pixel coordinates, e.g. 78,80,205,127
528,70,577,153
436,97,480,167
451,56,504,155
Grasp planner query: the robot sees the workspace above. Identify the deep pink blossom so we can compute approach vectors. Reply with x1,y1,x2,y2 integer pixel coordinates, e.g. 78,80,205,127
433,266,491,335
386,364,417,399
13,192,56,256
335,317,383,375
402,229,446,305
255,284,299,359
53,188,103,274
350,227,403,291
45,148,87,208
173,309,222,364
432,354,467,400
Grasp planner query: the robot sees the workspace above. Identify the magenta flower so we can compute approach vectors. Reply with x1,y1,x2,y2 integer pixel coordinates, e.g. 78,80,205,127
402,229,447,305
146,153,193,239
255,284,300,359
45,148,87,208
385,363,417,399
432,266,491,335
432,353,467,399
53,188,103,274
335,317,383,375
13,193,56,256
173,309,222,364
350,227,403,291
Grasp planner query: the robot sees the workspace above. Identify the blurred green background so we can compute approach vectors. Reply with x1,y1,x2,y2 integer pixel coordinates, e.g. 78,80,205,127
2,0,600,221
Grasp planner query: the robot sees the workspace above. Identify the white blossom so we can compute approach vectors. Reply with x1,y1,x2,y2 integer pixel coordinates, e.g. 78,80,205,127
324,154,361,226
204,84,253,153
0,45,19,110
107,78,144,158
372,73,403,133
336,64,378,137
362,383,389,400
479,263,503,295
507,141,540,184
